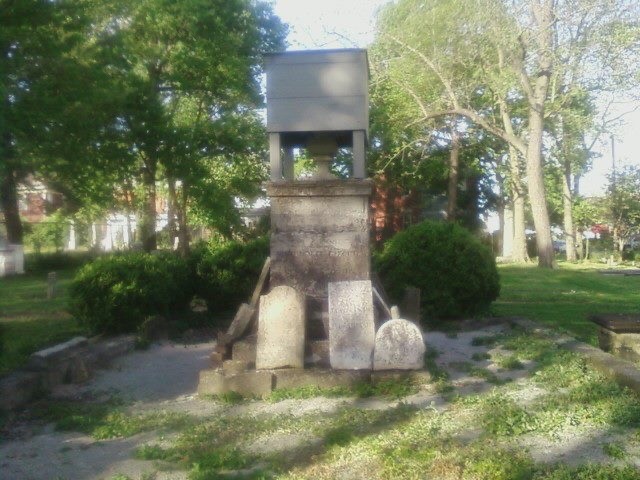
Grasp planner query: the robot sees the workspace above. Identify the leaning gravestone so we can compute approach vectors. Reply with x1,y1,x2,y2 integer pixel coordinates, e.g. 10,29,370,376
256,286,305,369
373,319,425,370
328,280,376,370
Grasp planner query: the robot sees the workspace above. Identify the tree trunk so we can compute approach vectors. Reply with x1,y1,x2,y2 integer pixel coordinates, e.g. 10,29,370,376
167,178,178,249
140,159,157,252
177,182,190,256
447,127,460,221
0,167,23,244
499,99,528,263
562,159,577,261
525,0,555,268
503,204,514,258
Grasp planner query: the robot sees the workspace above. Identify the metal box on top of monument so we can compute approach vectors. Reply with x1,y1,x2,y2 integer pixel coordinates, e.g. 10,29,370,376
265,49,369,137
265,49,369,180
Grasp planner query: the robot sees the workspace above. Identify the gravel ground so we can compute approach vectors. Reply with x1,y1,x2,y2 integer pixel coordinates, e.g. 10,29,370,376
1,325,637,479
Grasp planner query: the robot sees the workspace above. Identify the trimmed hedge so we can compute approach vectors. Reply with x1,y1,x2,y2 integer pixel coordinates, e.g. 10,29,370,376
376,221,500,321
69,252,193,334
193,236,269,314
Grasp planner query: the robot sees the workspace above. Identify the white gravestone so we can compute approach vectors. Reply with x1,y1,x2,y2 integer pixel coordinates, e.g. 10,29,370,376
373,319,426,370
256,286,305,369
328,280,376,370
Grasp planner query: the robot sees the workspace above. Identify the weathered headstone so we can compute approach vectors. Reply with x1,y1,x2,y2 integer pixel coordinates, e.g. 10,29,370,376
256,286,305,369
328,280,375,370
373,319,425,370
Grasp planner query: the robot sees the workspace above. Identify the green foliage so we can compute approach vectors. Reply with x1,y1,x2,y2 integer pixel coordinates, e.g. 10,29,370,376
495,263,640,344
23,215,67,253
25,251,96,274
376,221,500,320
193,236,269,315
38,399,193,440
69,252,193,334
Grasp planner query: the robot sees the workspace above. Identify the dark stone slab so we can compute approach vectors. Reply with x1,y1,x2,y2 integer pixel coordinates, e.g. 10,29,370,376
590,314,640,333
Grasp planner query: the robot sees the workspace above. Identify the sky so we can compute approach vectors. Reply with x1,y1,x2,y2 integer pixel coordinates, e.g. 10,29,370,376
272,0,639,198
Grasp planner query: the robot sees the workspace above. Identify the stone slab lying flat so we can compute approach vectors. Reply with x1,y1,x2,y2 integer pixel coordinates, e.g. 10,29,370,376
328,280,375,370
198,370,274,397
590,313,640,333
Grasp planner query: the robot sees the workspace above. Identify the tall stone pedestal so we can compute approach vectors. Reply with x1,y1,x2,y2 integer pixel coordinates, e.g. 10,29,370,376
267,179,372,338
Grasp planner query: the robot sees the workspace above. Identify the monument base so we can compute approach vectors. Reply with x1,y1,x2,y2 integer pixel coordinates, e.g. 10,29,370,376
268,179,373,339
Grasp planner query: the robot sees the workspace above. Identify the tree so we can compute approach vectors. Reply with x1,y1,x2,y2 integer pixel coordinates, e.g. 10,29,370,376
102,0,286,251
606,165,640,255
371,0,639,267
1,0,122,243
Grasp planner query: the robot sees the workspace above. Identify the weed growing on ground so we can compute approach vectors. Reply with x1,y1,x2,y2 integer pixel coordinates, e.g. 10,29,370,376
34,399,194,439
495,355,525,370
603,441,627,459
471,352,491,361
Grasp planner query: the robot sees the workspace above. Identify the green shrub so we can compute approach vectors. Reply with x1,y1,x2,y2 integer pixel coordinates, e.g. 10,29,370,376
69,252,193,334
192,236,269,314
376,221,500,320
25,251,97,273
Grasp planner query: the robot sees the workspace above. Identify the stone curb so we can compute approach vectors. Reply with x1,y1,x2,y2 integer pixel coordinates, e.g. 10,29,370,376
510,317,640,393
0,335,135,412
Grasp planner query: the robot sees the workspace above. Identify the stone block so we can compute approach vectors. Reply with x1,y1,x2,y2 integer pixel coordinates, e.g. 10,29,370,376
210,351,225,367
328,280,375,370
198,370,274,397
232,337,257,363
256,286,305,369
305,340,330,367
597,327,640,363
373,319,425,370
371,370,431,385
267,180,372,299
28,336,88,370
223,360,252,375
273,368,370,390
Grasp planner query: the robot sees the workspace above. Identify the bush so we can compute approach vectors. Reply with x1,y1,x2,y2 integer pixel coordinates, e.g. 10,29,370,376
193,236,269,314
25,251,97,273
69,252,194,334
376,221,500,321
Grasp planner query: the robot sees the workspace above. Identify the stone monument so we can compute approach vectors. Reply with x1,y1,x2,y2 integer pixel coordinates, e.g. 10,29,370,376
265,49,372,338
198,49,429,397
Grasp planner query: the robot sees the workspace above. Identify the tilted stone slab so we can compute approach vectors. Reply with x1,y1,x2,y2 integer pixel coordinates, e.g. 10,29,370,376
328,280,375,370
373,319,425,370
256,286,305,369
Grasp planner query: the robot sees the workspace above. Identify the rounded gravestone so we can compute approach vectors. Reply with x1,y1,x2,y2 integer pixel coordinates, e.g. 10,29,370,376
373,319,425,370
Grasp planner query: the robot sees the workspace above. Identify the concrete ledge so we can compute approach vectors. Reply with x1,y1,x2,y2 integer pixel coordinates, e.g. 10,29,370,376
272,368,369,390
198,370,274,397
0,334,135,412
511,318,640,394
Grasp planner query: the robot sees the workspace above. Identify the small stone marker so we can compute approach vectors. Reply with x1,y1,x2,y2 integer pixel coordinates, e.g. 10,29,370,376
328,280,376,370
373,319,425,370
400,286,421,324
255,286,305,369
47,271,57,299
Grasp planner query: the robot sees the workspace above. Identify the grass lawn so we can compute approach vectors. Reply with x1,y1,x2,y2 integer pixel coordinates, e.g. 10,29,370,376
494,262,640,345
0,269,86,375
